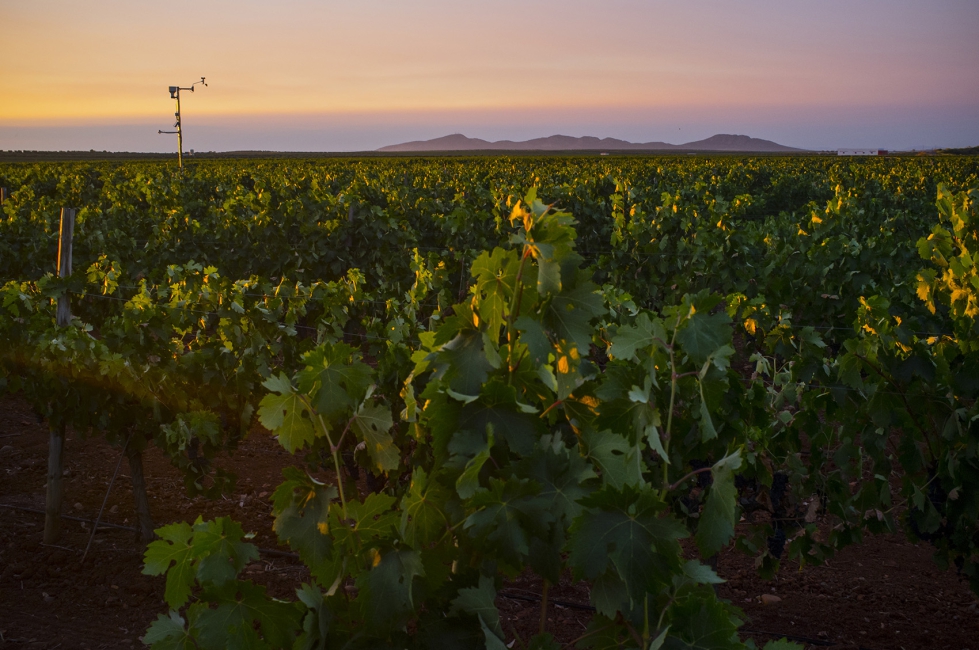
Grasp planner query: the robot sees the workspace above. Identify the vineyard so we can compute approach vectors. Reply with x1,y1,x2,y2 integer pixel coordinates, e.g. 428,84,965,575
1,154,979,649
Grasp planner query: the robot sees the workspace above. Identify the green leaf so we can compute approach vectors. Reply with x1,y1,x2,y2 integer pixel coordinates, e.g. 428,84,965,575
257,390,314,454
518,436,596,525
647,424,669,464
295,583,331,649
359,549,425,629
649,626,670,650
590,571,629,618
676,309,732,367
698,383,717,443
661,593,742,650
451,575,504,641
351,402,399,473
569,485,686,602
401,375,418,422
438,330,495,396
762,640,804,650
483,331,503,369
480,617,509,650
537,256,563,296
596,377,663,449
581,429,644,489
459,379,540,456
695,450,742,558
261,372,294,396
298,343,373,420
400,467,450,548
610,313,667,361
545,279,604,353
515,316,552,366
272,476,340,589
336,492,399,545
554,344,585,400
457,443,493,499
682,559,725,585
192,517,259,587
472,248,520,337
143,522,196,609
465,478,552,567
272,486,342,589
191,580,302,650
144,611,195,650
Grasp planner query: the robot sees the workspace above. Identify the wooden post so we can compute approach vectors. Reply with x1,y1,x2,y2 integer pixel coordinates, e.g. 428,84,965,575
43,207,75,544
0,187,7,205
56,207,75,326
126,441,157,542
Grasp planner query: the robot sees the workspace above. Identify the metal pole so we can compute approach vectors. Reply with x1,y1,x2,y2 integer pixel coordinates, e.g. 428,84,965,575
175,90,183,170
160,78,203,169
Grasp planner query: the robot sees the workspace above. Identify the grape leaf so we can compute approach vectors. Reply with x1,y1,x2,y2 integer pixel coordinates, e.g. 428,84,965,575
762,640,804,650
609,312,667,361
569,485,686,602
144,611,194,650
464,478,551,568
337,492,399,545
459,380,539,456
359,549,425,629
676,310,731,367
518,436,596,525
142,522,196,609
545,279,604,353
581,429,644,489
437,330,494,397
191,580,302,650
514,316,552,366
351,402,399,473
590,571,629,619
298,343,373,420
472,248,519,337
695,449,742,558
661,593,742,650
682,559,725,585
272,478,340,589
400,467,450,548
192,517,259,587
258,377,314,454
457,444,493,499
451,575,504,642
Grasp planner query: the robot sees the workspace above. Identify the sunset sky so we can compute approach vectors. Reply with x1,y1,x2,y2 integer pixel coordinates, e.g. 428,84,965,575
2,0,977,152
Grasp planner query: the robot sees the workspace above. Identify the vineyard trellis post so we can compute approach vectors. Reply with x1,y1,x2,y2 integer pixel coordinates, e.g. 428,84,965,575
43,207,75,543
0,187,7,205
56,207,74,326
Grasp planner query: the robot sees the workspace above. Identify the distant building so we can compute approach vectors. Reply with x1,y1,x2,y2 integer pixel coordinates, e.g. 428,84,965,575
838,149,888,156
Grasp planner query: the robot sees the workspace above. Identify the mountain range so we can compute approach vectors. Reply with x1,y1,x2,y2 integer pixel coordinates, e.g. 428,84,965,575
377,133,803,153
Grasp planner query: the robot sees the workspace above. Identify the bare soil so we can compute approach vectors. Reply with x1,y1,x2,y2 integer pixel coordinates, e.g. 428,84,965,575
1,394,977,649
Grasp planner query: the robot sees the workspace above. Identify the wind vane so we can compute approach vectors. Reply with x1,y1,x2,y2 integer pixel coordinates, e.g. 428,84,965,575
158,77,207,170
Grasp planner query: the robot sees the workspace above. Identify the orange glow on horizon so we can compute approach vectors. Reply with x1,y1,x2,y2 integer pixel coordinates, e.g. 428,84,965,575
3,1,977,126
2,0,977,152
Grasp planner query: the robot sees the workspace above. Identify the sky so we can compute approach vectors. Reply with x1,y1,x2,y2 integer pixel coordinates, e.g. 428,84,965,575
1,0,978,152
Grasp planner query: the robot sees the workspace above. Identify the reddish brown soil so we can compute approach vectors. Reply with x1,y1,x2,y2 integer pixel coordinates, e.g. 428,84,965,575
1,393,977,649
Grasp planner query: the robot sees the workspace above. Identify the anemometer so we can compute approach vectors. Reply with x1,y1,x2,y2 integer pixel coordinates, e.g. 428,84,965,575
158,77,207,170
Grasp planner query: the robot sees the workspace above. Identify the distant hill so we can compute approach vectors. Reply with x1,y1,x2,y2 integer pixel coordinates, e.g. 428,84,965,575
377,133,804,153
936,145,979,155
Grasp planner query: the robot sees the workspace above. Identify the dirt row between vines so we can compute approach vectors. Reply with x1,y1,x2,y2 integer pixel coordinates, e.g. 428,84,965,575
1,393,977,649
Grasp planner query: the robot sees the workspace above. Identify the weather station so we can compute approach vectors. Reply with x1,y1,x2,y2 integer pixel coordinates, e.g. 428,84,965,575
158,77,207,170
